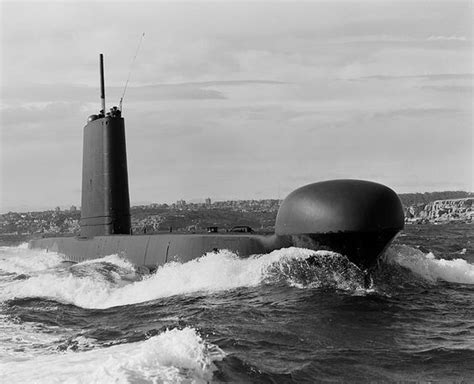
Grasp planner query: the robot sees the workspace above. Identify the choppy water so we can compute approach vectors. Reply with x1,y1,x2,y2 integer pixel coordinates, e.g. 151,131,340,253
1,224,473,383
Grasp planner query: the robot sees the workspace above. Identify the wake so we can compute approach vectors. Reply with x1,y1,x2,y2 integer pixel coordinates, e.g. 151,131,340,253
383,244,474,284
1,246,366,309
1,243,472,310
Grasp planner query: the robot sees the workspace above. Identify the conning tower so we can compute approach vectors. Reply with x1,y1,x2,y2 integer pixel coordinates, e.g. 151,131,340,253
80,54,131,237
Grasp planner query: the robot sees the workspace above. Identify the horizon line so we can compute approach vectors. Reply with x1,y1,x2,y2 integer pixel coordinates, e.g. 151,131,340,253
2,189,474,214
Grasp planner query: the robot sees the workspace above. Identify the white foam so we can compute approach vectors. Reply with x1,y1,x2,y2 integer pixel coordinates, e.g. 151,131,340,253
0,313,64,361
0,270,114,307
0,245,64,274
0,327,225,384
68,254,140,285
77,254,135,271
384,244,474,284
0,247,362,309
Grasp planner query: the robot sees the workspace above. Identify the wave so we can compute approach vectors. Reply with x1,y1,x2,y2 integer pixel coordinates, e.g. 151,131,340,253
69,254,140,285
0,248,365,309
0,327,224,384
0,244,64,275
3,242,471,310
0,312,66,361
383,244,474,284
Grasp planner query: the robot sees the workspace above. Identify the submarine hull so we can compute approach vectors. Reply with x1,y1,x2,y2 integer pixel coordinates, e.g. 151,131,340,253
29,228,399,272
29,234,285,270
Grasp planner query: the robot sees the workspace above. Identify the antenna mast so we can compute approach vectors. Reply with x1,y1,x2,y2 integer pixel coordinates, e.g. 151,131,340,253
100,53,106,114
119,32,145,111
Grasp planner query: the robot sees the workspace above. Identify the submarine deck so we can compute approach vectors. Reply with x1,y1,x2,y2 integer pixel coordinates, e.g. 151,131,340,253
28,233,285,268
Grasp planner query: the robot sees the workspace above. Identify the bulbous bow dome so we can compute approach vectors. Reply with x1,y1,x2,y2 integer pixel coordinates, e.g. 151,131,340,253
275,179,404,235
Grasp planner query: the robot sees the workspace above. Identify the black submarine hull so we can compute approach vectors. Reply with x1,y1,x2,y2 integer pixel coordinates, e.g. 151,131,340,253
28,229,398,272
29,234,285,269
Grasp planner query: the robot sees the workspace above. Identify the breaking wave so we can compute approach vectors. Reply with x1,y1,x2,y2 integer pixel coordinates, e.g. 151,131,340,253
0,244,64,275
2,242,472,311
0,247,365,309
383,244,474,284
0,327,224,384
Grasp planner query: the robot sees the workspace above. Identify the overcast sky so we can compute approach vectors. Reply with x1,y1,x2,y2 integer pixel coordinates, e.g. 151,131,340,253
1,0,472,212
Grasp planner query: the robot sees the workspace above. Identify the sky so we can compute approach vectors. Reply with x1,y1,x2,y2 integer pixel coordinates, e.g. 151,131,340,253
0,0,472,212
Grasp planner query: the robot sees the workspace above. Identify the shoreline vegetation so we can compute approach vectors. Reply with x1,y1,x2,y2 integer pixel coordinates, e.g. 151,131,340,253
1,192,472,244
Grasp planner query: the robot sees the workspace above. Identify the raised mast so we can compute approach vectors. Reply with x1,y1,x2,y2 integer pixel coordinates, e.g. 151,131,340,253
99,53,106,114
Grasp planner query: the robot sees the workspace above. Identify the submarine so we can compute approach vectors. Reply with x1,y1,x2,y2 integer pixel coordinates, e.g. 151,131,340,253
29,54,404,273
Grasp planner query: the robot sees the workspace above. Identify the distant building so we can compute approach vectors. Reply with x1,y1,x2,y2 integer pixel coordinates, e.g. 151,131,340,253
70,205,77,212
205,198,212,207
230,225,254,233
55,206,61,212
176,200,186,208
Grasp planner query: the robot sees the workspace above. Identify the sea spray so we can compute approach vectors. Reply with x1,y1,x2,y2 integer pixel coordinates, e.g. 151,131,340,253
0,244,64,275
264,250,366,290
0,247,366,309
0,327,225,384
383,244,474,284
4,244,472,313
69,254,140,284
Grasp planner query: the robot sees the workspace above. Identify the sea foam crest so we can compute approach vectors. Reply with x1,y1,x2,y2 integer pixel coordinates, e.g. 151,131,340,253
384,244,474,284
69,254,139,285
76,254,135,270
0,244,64,275
0,327,224,384
264,249,365,290
0,253,139,307
0,247,364,309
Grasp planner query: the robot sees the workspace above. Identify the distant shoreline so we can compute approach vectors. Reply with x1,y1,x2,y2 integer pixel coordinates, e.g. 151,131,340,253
1,192,472,242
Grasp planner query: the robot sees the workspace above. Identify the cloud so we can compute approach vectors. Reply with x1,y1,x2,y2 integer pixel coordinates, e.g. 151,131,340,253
126,84,227,100
420,85,473,93
1,81,285,110
1,85,93,103
357,74,474,81
1,101,85,127
1,1,473,211
369,107,461,120
428,35,468,41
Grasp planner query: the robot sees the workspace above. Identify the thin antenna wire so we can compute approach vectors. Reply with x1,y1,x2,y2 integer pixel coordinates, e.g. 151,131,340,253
119,32,145,111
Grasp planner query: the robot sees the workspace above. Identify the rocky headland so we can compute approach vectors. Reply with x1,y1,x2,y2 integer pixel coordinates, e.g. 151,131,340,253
404,197,473,224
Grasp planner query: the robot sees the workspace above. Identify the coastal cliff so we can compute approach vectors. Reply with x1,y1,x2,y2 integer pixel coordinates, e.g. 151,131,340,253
405,198,473,224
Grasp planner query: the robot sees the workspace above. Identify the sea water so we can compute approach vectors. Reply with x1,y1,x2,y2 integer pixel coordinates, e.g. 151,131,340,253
0,223,473,383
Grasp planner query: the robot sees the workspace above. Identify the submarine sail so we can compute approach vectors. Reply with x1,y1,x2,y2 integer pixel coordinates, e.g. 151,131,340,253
80,54,131,237
29,54,404,273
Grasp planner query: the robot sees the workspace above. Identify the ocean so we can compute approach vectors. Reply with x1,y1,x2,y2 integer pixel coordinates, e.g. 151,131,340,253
0,223,473,383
